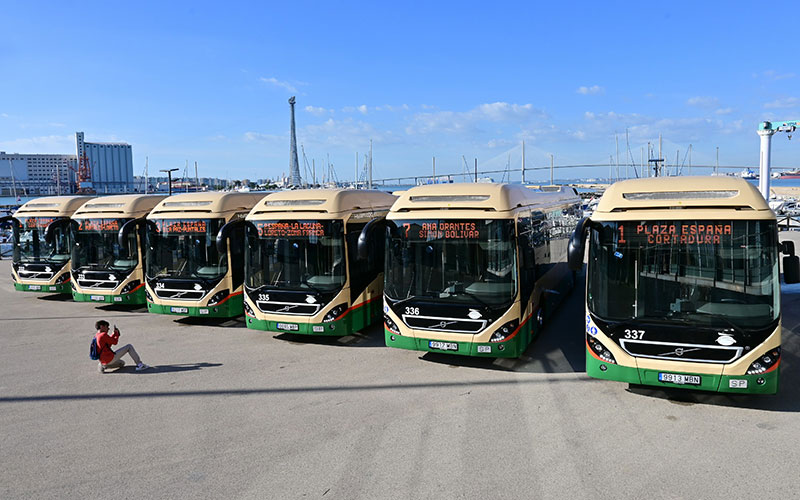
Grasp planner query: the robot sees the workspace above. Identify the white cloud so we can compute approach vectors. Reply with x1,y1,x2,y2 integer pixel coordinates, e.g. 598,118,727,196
357,105,368,115
304,105,330,116
687,96,719,108
406,102,546,136
1,113,8,118
715,107,734,115
243,131,283,144
764,97,800,109
259,77,298,93
577,85,604,95
0,134,75,153
300,118,397,147
760,70,795,81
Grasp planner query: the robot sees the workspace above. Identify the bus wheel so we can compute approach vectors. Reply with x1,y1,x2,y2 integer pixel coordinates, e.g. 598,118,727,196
536,305,545,331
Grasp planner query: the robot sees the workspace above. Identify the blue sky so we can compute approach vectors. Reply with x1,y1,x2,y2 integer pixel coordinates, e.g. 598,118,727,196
1,0,799,183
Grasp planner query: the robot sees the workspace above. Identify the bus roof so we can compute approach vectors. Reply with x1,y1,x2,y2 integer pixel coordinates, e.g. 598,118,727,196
73,194,167,218
14,196,94,217
389,183,579,214
148,191,268,218
248,189,396,217
594,176,771,216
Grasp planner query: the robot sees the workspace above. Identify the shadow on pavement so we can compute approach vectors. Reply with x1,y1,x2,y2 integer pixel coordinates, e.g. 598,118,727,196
109,362,223,374
273,321,385,348
96,303,148,313
174,316,246,328
36,294,73,301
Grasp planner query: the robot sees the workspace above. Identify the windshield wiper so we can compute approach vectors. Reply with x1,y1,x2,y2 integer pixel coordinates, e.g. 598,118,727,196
300,275,323,295
690,310,748,337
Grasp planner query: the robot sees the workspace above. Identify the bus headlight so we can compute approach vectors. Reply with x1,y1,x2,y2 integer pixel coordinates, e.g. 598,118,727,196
587,335,617,364
323,304,347,322
384,314,400,334
120,280,141,294
55,273,70,284
207,289,229,306
490,319,519,342
746,348,780,374
145,288,153,302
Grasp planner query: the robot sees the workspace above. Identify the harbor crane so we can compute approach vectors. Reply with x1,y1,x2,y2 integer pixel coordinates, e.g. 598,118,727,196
758,120,798,199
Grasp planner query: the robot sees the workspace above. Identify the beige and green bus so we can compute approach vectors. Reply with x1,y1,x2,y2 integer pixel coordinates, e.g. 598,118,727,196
381,183,581,358
569,176,800,394
145,191,266,318
70,195,166,304
243,189,396,335
6,196,94,293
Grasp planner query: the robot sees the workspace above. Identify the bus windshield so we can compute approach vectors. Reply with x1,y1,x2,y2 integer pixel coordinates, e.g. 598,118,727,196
72,218,137,272
588,219,779,330
385,219,517,307
13,217,71,264
245,220,346,292
147,218,227,280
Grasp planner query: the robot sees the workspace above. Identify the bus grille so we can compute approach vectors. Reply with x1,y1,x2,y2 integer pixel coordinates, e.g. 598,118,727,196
76,271,120,289
17,269,55,281
402,315,487,334
256,301,321,316
620,339,743,364
154,287,206,301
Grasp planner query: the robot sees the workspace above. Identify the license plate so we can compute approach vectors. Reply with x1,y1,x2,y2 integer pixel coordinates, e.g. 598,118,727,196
170,306,188,314
277,323,299,331
90,295,105,301
28,285,41,290
429,341,458,351
658,372,701,385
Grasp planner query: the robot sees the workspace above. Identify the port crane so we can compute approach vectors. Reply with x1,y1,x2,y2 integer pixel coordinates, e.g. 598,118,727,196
758,120,798,199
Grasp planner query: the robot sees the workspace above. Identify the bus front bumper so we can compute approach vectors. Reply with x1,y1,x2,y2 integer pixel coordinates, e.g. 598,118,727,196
146,294,243,318
14,282,71,294
73,288,146,305
586,352,779,394
385,328,527,358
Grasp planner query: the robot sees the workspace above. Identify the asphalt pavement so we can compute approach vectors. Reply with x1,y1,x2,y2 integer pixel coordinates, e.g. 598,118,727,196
1,234,800,499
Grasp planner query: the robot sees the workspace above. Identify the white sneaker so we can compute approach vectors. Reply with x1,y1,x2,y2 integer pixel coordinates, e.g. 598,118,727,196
98,363,106,373
135,363,151,371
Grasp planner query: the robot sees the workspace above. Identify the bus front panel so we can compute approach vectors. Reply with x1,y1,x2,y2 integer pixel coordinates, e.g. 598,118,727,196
11,216,73,293
585,219,781,394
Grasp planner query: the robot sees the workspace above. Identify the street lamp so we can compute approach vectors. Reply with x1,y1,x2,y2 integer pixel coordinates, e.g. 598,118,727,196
160,168,179,196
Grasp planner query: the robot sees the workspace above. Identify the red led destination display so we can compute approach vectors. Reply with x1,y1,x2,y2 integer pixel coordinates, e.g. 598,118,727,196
256,221,325,237
78,219,121,232
155,219,208,234
408,221,481,239
620,222,733,245
23,217,57,229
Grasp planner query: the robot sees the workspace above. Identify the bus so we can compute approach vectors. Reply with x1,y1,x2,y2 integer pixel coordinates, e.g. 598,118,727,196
380,183,581,358
568,176,800,394
145,191,266,318
6,196,94,293
243,189,396,335
70,195,166,304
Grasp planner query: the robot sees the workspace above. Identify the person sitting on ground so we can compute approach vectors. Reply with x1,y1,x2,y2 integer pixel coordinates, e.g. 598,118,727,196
94,320,150,373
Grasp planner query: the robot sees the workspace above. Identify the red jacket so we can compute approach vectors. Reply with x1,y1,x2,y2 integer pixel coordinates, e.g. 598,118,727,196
95,331,119,365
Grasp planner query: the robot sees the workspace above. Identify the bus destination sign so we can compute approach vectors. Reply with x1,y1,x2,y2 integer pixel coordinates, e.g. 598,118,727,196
256,221,325,237
409,221,481,240
23,217,58,229
620,222,733,245
156,220,208,234
79,219,121,232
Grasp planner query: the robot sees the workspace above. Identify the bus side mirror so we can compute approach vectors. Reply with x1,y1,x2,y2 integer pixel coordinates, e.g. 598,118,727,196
118,218,143,248
0,215,11,227
44,218,70,246
781,240,800,284
357,217,386,261
216,219,245,254
568,217,592,271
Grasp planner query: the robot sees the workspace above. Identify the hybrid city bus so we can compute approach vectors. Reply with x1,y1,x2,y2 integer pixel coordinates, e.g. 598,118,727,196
145,191,266,318
6,196,94,293
569,176,800,394
70,194,166,304
381,183,581,358
243,189,397,335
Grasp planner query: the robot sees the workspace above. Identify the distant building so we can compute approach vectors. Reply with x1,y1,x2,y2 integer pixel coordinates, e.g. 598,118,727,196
0,132,134,195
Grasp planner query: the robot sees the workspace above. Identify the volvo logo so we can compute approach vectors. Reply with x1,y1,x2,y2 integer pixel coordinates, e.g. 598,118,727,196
675,348,685,356
434,320,457,329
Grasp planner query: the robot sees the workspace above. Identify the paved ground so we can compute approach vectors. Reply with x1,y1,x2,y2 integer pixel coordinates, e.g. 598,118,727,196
2,234,800,500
